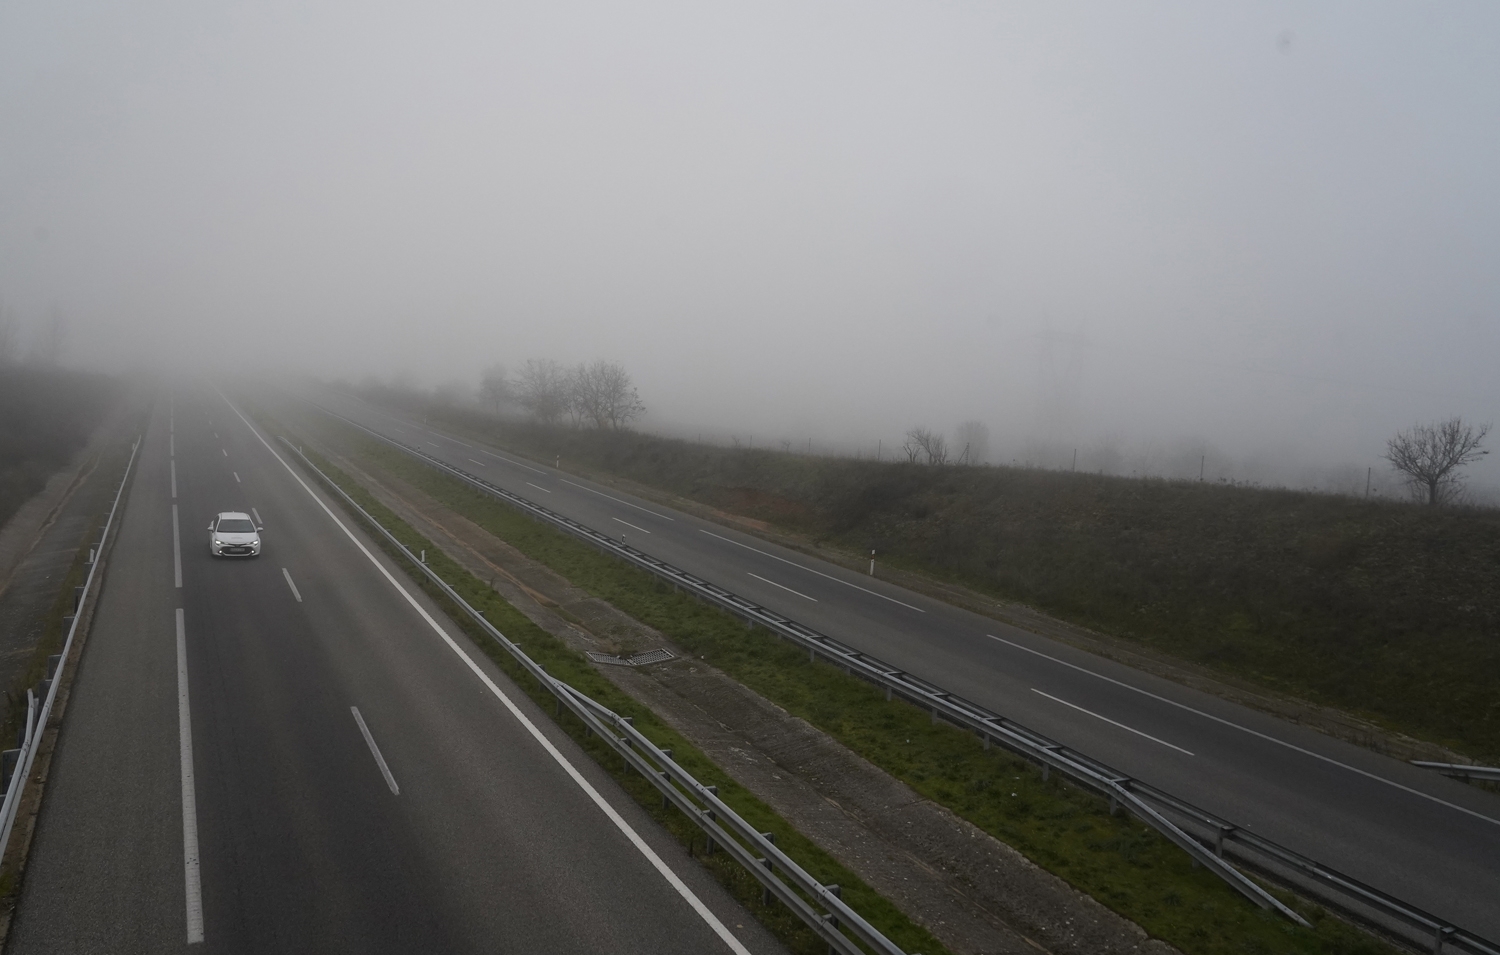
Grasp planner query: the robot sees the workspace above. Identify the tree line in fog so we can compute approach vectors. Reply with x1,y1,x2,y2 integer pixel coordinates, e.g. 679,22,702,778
478,359,645,431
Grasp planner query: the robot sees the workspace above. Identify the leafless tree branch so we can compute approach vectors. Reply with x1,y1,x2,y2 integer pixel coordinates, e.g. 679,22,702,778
1384,416,1490,505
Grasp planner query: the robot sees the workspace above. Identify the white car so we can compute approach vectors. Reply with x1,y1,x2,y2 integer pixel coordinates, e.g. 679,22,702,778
209,512,262,557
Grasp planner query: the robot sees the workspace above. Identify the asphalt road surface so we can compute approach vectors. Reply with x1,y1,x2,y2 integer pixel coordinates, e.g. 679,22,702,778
310,387,1500,942
10,390,785,955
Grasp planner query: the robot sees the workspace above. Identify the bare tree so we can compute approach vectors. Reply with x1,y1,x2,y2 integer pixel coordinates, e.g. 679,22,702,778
515,359,570,424
1385,417,1490,505
904,426,948,465
572,360,644,429
477,364,511,414
953,420,989,465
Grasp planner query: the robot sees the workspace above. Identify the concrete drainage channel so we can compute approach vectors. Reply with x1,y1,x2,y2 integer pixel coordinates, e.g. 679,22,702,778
0,439,139,868
324,407,1500,955
288,441,916,955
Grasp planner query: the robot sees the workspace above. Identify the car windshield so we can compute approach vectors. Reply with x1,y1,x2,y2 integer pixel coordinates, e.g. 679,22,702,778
217,519,255,533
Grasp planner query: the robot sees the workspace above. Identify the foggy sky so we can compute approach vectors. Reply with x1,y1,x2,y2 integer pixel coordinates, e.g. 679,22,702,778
3,1,1498,491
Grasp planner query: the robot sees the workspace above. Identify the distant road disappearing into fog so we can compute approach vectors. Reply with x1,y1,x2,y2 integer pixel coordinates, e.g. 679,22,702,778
314,388,1500,941
9,390,781,954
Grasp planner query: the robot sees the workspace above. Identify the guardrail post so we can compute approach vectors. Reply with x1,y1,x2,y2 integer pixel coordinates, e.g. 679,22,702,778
702,785,718,855
73,586,83,611
1215,825,1235,858
1433,925,1453,954
759,832,777,906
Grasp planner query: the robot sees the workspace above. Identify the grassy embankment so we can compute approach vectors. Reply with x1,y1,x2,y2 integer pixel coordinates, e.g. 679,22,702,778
0,366,117,532
291,442,953,955
371,394,1500,765
341,429,1392,955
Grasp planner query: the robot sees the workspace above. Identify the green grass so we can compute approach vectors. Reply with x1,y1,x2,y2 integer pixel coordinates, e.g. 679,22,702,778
293,442,953,955
370,397,1500,764
340,433,1394,955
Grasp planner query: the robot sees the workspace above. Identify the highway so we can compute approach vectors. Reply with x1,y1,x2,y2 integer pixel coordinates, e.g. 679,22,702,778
310,389,1500,942
9,390,783,954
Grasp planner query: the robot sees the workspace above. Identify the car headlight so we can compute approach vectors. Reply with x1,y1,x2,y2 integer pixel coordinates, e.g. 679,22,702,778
213,538,223,545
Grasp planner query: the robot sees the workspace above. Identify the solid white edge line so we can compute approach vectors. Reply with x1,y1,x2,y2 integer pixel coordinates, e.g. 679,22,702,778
282,568,303,603
612,517,650,535
747,572,817,602
561,479,674,520
1031,688,1194,756
172,504,183,588
988,634,1500,827
177,609,204,944
352,706,400,795
219,395,753,955
525,481,552,493
171,460,177,499
700,529,925,612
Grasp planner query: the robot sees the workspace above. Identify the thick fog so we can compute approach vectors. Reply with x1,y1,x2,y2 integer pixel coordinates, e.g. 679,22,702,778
2,1,1498,494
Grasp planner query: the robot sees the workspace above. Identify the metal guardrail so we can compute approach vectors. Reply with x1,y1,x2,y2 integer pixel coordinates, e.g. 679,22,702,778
0,436,140,865
1412,762,1500,783
287,440,913,955
322,409,1500,955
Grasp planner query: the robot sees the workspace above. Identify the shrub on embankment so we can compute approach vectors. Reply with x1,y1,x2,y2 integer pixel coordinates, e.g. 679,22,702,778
0,366,118,531
347,386,1500,763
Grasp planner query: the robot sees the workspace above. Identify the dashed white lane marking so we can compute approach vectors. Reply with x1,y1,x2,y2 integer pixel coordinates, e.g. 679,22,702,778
1030,688,1194,756
526,482,552,494
177,609,204,944
171,505,183,588
251,507,262,525
171,460,177,499
468,458,486,467
352,707,400,795
988,634,1500,827
481,448,547,475
700,529,925,612
748,572,817,602
613,517,650,535
233,472,240,483
170,435,175,456
562,480,674,520
221,395,755,954
282,568,303,602
221,449,227,458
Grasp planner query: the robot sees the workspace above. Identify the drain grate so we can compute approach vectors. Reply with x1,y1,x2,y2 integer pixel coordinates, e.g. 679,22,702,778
586,648,676,667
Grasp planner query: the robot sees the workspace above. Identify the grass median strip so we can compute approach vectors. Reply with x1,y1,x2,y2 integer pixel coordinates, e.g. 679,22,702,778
294,442,950,955
342,434,1396,955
